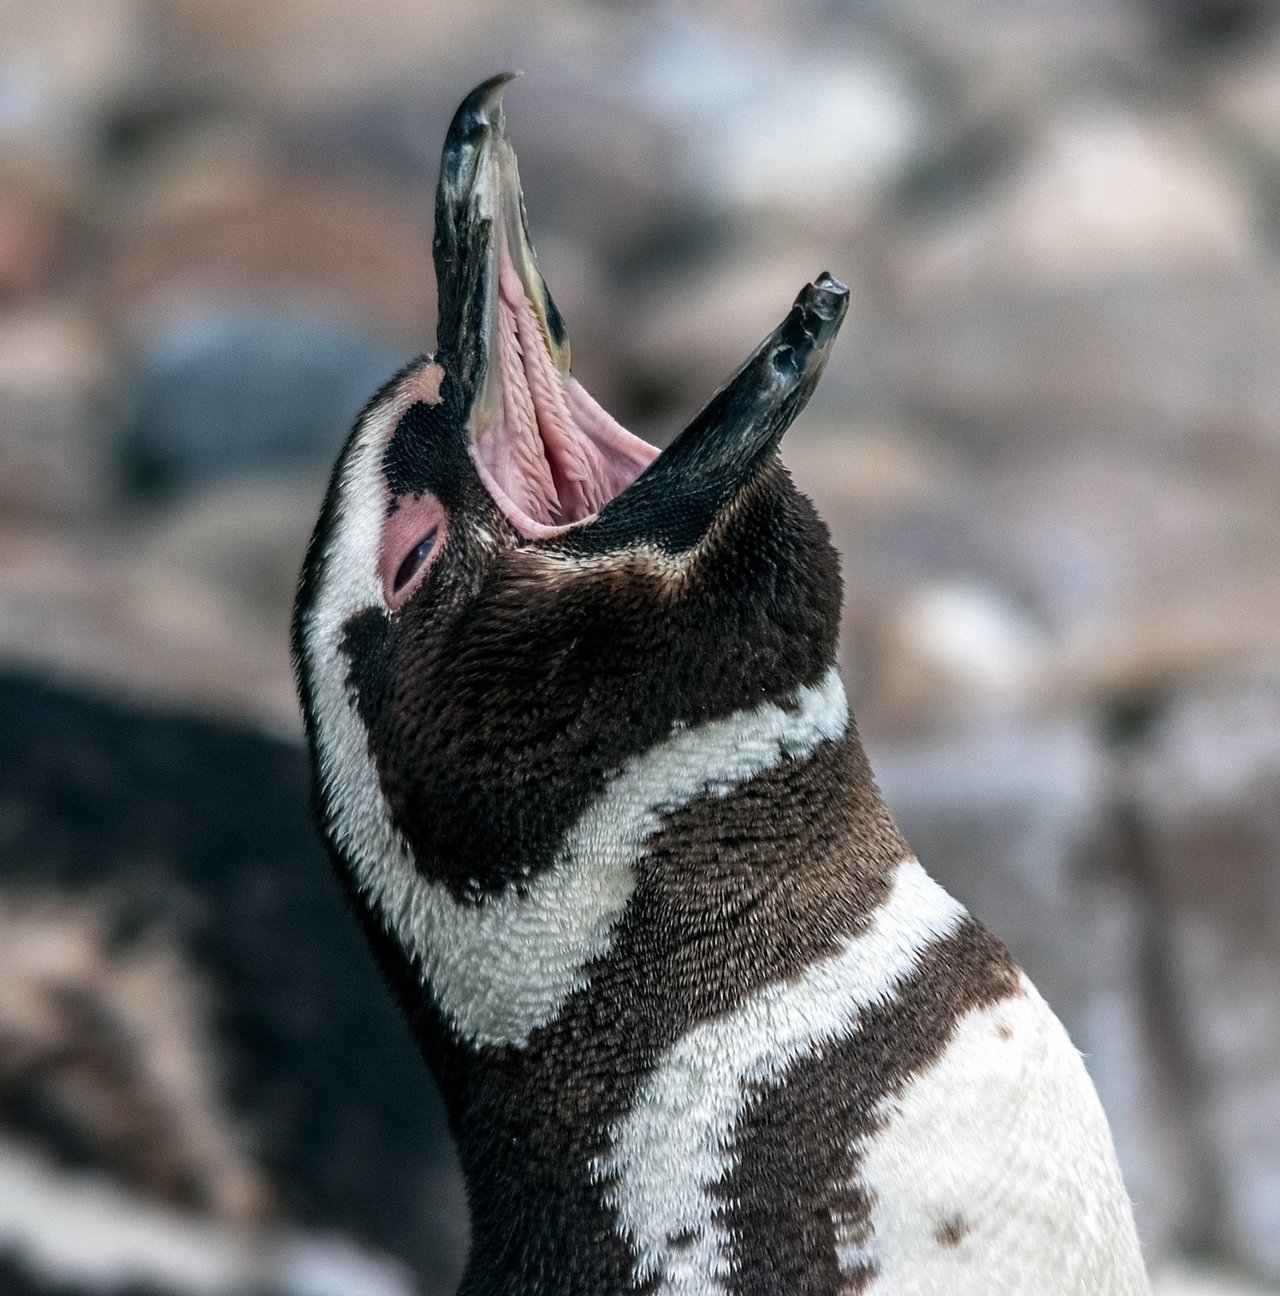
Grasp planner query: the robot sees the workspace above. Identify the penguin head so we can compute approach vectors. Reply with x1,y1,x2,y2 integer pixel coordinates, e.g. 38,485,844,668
292,75,850,902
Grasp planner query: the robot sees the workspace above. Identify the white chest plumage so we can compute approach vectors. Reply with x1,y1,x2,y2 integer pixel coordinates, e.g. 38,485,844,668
853,982,1149,1295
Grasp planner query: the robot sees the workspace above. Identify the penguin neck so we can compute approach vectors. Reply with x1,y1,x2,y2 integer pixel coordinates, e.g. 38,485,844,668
387,665,912,1292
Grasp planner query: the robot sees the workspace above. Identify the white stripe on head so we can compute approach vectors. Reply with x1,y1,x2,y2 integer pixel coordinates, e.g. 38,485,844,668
595,857,966,1294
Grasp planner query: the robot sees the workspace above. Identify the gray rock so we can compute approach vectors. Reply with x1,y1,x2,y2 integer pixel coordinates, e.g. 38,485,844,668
621,14,924,224
0,309,114,518
123,308,405,491
872,270,1280,457
107,173,438,346
902,105,1256,295
828,445,1280,730
1133,680,1280,1278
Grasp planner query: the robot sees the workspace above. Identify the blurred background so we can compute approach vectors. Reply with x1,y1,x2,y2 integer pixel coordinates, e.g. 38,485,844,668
1,0,1279,1293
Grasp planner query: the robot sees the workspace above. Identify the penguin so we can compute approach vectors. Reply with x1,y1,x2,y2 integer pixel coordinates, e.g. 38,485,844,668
291,74,1152,1296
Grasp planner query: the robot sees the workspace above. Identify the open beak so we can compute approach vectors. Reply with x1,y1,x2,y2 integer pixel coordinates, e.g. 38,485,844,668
433,75,848,548
434,73,569,412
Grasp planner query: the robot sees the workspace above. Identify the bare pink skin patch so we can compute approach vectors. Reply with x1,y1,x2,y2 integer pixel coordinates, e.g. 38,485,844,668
470,239,658,538
380,492,447,610
378,361,449,610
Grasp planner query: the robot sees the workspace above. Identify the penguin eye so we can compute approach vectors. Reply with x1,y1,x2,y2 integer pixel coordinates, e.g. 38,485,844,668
379,490,447,609
393,531,438,594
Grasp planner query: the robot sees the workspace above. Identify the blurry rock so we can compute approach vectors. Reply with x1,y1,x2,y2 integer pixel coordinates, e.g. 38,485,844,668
109,175,436,344
624,15,923,224
0,308,114,518
863,580,1052,722
784,422,958,526
1144,0,1280,50
905,105,1256,294
127,474,322,665
160,0,529,112
0,178,64,299
870,714,1187,1257
842,447,1280,727
1153,1259,1280,1295
1208,30,1280,166
0,522,299,732
0,0,164,165
873,0,1150,116
982,451,1280,708
123,308,404,491
880,269,1280,456
0,472,320,732
1133,680,1280,1278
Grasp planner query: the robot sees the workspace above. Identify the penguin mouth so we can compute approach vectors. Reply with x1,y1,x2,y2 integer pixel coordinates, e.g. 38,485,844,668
434,74,658,539
470,232,658,537
433,75,850,555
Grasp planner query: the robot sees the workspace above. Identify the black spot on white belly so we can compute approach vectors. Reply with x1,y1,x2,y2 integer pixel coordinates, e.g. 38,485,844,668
935,1216,969,1247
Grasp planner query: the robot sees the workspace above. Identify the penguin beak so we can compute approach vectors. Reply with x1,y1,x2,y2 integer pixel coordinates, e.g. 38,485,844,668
434,72,570,419
578,274,849,553
432,75,849,550
433,73,660,538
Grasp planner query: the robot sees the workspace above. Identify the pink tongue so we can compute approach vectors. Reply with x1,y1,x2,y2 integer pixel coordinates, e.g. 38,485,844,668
470,244,657,534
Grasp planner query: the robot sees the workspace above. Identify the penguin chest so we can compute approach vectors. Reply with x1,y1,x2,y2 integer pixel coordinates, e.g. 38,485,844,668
849,981,1150,1295
592,867,1149,1296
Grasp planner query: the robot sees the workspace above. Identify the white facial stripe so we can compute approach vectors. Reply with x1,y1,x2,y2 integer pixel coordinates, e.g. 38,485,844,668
301,383,851,1049
302,391,412,986
849,978,1148,1294
595,857,967,1294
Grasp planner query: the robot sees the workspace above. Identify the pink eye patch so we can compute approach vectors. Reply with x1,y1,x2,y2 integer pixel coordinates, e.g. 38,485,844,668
379,491,447,610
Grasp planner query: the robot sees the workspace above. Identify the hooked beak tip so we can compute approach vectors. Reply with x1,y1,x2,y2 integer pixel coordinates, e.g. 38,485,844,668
796,273,850,345
447,70,523,144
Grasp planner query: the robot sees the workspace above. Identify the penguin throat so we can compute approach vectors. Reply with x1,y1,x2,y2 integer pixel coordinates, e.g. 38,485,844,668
470,243,658,538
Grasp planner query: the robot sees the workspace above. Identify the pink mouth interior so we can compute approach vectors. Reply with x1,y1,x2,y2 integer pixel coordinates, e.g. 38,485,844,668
469,241,659,538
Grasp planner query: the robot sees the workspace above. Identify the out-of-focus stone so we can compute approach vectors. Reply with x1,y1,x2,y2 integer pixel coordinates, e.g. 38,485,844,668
862,580,1052,721
131,474,322,633
160,0,561,111
871,715,1190,1258
122,308,404,490
1153,1259,1280,1296
624,14,923,224
1209,30,1280,164
1133,680,1280,1279
0,496,314,734
1145,0,1280,51
878,269,1280,456
108,176,436,344
784,422,959,527
905,106,1256,294
0,308,114,518
0,0,162,162
870,0,1152,117
844,446,1280,727
0,176,64,299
